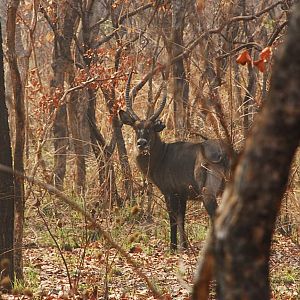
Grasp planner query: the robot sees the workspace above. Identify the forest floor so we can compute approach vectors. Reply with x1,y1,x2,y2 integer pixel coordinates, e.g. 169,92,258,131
1,208,300,300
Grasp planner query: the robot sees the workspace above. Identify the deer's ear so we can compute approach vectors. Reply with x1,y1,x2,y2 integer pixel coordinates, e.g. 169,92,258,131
119,110,135,126
153,120,165,132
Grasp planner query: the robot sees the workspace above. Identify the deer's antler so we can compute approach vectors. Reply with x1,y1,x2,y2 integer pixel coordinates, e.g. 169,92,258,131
149,81,167,121
125,71,140,121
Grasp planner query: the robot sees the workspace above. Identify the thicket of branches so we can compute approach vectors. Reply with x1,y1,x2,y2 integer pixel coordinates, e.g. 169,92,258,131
2,0,294,198
0,0,299,298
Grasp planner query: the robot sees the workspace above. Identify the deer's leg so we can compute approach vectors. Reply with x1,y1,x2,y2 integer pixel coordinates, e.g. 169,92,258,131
177,196,188,249
165,195,178,250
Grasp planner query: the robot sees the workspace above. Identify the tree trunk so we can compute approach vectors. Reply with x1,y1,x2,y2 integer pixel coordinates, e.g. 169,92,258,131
102,88,133,202
242,60,256,137
67,76,86,194
50,45,68,191
52,100,68,190
193,3,300,298
171,0,189,139
113,116,133,202
6,0,25,281
50,0,80,191
241,7,257,137
80,2,122,206
87,89,122,207
0,20,15,288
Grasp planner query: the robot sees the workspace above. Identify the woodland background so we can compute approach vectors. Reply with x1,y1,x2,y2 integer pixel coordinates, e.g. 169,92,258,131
0,0,299,299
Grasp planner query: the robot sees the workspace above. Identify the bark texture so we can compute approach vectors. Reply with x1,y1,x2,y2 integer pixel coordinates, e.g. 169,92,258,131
67,76,87,194
171,0,189,139
193,2,300,299
50,0,80,191
0,20,14,286
6,0,25,281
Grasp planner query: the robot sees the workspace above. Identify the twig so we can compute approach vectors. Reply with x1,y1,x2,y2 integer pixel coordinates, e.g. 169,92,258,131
0,164,162,299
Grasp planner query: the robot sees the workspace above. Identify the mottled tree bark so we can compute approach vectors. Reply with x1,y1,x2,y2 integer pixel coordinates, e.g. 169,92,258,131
193,3,300,299
0,20,15,287
6,0,25,281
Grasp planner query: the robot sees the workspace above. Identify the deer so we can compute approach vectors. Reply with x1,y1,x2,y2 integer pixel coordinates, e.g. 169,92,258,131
119,72,233,250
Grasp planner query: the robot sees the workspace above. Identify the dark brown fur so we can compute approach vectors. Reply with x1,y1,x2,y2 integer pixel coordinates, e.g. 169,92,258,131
120,112,232,250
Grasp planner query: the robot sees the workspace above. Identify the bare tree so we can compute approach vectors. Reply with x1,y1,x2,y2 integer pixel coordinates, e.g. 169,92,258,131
6,0,25,280
43,1,83,191
193,2,300,298
170,0,189,139
0,19,14,288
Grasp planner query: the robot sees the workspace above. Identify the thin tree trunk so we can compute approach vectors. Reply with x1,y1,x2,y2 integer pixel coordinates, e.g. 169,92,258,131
50,36,68,191
87,89,122,207
0,20,15,287
6,0,25,281
242,61,256,136
113,117,133,202
64,0,86,193
67,78,86,194
241,2,257,137
202,43,231,143
102,88,133,202
80,1,122,205
52,101,68,190
171,0,189,139
49,0,80,190
193,3,300,298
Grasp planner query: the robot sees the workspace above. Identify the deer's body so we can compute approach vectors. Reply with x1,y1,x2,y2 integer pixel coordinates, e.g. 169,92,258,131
136,134,228,198
135,134,230,249
120,73,233,250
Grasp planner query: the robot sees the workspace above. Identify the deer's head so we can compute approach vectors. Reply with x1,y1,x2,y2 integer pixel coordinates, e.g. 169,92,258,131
119,72,167,154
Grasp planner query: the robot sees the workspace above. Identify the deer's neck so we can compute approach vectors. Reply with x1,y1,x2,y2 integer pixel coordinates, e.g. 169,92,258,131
135,134,166,179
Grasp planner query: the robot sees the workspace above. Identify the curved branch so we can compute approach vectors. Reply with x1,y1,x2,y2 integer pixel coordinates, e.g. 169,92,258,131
267,21,288,46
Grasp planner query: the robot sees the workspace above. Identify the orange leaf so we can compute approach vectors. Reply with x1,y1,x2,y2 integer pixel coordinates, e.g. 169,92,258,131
259,46,272,61
254,59,265,73
236,50,252,65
